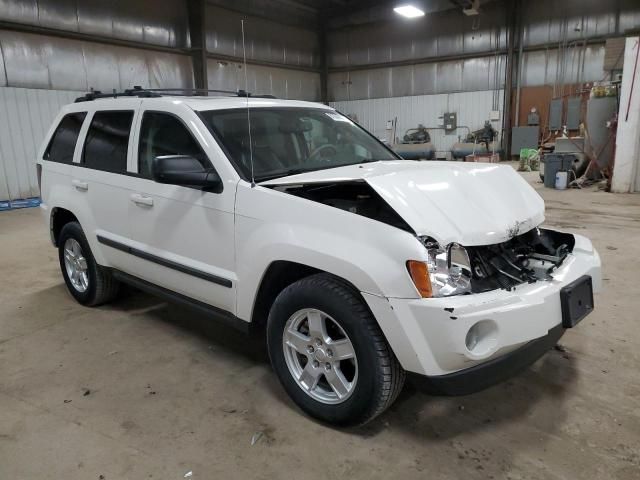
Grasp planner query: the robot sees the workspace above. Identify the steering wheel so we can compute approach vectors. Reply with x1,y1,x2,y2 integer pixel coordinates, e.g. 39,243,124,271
308,143,338,162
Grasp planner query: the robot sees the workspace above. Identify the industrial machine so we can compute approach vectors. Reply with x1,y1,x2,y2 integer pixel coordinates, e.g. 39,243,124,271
392,124,435,160
451,121,502,160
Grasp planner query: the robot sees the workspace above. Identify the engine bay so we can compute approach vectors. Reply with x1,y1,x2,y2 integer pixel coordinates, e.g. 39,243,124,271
269,181,413,232
466,228,576,293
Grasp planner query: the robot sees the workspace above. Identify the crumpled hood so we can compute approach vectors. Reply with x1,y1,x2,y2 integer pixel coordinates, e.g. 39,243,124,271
261,161,545,246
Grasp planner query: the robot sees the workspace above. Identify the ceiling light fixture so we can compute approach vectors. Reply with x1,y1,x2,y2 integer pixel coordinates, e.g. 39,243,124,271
393,5,425,18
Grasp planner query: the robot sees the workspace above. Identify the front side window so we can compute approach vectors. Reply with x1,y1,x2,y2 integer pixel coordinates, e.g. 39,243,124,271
138,112,209,178
44,112,87,163
82,111,134,173
199,108,399,181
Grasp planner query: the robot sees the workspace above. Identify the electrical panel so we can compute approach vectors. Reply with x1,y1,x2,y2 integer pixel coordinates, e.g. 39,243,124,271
443,112,457,134
511,126,539,155
567,97,582,130
549,99,563,131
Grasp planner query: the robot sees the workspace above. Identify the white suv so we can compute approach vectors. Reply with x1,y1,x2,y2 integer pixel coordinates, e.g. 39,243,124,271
37,89,601,426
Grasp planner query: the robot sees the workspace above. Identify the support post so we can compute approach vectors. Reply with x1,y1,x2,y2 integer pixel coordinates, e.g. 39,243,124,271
187,0,208,93
502,0,520,159
319,16,329,104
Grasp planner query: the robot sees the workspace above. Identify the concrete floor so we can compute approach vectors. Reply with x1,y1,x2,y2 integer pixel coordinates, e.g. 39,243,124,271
1,170,639,480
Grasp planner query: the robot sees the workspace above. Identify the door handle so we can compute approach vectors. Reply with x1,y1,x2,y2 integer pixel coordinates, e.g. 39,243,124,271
72,179,88,191
130,193,154,207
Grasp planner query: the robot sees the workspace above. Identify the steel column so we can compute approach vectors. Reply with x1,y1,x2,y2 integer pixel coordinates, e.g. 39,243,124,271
187,0,209,92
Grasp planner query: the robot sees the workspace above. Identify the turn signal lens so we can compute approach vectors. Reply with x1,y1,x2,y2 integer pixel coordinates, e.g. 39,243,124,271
407,260,433,298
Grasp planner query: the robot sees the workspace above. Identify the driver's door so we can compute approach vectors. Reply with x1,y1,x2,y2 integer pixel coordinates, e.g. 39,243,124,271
124,102,236,314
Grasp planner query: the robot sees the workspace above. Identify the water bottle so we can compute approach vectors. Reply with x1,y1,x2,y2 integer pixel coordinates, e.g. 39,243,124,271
555,170,568,190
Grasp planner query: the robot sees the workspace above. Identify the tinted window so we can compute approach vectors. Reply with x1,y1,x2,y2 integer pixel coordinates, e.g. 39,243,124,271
83,111,134,173
138,112,208,178
44,112,86,163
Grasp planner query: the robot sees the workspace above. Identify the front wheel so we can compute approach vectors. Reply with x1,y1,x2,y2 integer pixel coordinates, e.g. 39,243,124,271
267,273,405,426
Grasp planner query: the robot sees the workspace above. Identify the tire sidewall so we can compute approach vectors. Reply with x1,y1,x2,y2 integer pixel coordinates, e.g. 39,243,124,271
58,222,99,305
267,277,385,425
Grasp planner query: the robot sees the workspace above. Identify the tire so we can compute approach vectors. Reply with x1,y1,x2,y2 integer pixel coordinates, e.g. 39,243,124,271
267,273,405,426
58,221,120,306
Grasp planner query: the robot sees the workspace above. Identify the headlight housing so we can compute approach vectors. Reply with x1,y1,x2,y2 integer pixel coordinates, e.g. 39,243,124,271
407,237,472,298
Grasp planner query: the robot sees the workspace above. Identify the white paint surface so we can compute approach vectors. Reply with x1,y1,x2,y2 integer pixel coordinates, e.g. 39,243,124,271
612,37,640,193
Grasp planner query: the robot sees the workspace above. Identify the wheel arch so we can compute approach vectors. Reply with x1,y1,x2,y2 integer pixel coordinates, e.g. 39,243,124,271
250,260,364,332
50,207,79,247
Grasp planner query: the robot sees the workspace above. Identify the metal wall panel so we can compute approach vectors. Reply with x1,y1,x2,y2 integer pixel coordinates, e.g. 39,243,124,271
0,42,6,86
330,89,504,156
328,53,506,101
0,86,81,200
413,63,438,95
0,31,194,91
328,1,506,69
327,71,351,101
521,0,638,47
620,0,640,33
435,60,463,93
462,57,492,91
205,5,318,68
390,65,413,98
328,30,350,68
329,41,602,102
520,45,605,87
207,59,320,101
0,0,189,48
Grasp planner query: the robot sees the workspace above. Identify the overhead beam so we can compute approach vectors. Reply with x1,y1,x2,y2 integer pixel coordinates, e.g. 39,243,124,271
187,0,209,92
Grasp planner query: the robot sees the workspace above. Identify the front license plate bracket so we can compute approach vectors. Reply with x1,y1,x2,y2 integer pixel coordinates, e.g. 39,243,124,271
560,275,594,328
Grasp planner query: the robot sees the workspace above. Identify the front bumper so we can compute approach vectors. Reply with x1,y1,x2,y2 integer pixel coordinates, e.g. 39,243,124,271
410,323,565,395
363,234,601,378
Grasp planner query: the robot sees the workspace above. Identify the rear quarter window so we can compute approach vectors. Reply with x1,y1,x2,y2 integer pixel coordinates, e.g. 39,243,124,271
44,112,87,163
82,111,134,173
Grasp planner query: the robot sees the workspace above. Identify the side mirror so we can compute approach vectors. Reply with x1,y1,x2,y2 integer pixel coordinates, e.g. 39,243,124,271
151,155,223,193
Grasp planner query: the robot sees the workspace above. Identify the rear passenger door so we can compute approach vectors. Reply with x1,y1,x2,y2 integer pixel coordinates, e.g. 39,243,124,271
124,102,236,314
71,102,140,271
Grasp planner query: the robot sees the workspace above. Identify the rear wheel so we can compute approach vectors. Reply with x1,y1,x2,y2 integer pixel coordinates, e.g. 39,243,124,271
267,273,405,426
58,221,120,306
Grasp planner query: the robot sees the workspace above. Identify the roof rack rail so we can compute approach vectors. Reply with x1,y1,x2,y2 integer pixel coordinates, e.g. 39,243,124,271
74,86,277,102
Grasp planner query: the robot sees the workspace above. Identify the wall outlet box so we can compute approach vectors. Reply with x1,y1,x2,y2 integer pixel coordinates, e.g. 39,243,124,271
489,110,501,121
443,112,457,134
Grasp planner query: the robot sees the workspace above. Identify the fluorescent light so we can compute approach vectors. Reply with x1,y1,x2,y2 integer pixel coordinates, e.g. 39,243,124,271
394,5,425,18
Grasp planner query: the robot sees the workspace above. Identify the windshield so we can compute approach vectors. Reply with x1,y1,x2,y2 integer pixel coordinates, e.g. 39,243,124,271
199,107,399,181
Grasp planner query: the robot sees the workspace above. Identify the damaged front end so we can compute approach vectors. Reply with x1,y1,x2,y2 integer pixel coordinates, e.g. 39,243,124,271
268,181,414,232
419,228,575,296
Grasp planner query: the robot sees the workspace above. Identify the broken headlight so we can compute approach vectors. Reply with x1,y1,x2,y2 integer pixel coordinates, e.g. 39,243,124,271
410,237,472,297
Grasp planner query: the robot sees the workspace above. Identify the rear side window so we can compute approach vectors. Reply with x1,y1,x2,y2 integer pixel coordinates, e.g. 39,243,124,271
83,111,134,173
44,112,87,163
138,112,209,178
